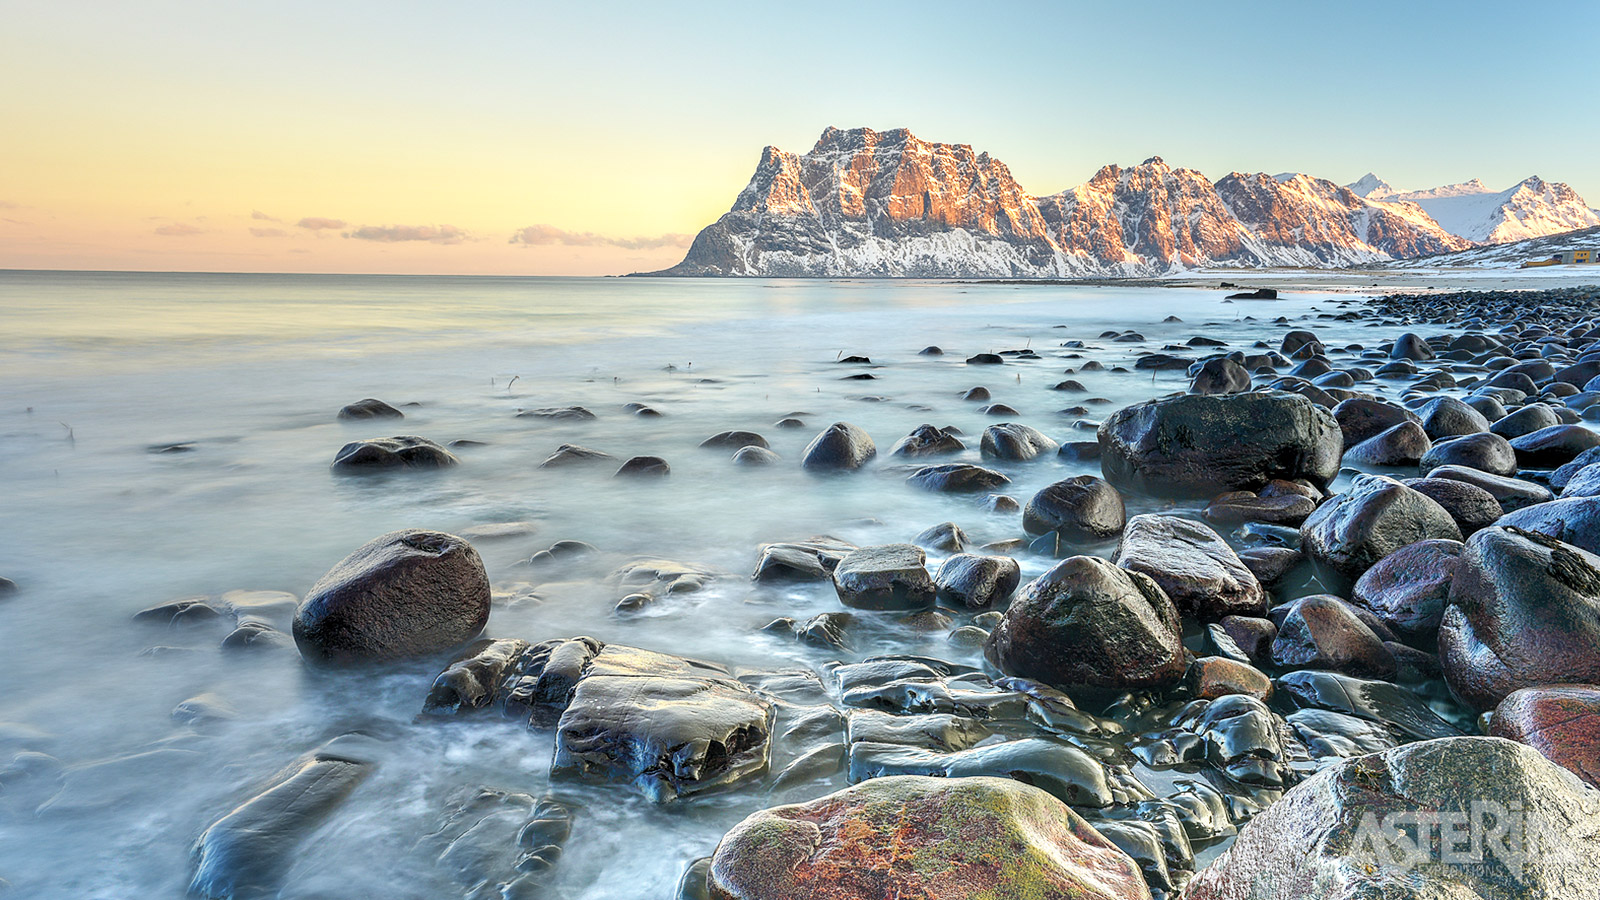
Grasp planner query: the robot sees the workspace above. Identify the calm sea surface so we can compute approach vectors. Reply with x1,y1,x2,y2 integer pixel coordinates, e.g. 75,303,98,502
0,271,1375,898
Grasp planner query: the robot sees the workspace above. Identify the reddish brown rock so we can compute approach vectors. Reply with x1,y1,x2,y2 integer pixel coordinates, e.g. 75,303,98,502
1490,685,1600,788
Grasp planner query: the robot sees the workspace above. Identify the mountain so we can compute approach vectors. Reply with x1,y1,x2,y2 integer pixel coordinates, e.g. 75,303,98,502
1380,224,1600,270
651,127,1555,278
1344,175,1600,244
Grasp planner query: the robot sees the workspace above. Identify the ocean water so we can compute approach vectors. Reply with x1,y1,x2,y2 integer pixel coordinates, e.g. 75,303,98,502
0,271,1374,899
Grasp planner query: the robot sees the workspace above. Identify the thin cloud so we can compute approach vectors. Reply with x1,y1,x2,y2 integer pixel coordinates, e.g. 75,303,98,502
509,224,692,250
251,210,280,221
345,223,467,244
297,216,347,230
250,227,289,238
154,222,204,236
0,201,18,210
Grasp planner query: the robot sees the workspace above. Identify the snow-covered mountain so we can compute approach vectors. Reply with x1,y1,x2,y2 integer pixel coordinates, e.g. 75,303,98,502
1381,225,1600,270
1344,175,1600,244
652,127,1593,277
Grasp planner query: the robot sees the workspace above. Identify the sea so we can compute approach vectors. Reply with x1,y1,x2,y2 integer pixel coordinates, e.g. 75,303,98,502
0,270,1377,898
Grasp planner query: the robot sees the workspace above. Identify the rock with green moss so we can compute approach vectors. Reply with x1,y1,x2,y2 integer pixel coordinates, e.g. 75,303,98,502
706,774,1151,899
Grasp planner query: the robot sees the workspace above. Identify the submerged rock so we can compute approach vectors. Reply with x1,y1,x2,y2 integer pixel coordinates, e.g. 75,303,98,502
751,537,856,583
538,443,616,467
888,423,963,457
1098,392,1341,498
933,554,1021,609
330,435,458,472
832,544,935,610
906,463,1009,493
705,775,1150,900
336,398,403,420
801,422,876,471
1022,475,1126,541
979,423,1059,461
292,530,490,665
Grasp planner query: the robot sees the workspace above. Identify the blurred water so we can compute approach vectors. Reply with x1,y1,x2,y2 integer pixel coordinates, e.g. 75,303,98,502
0,271,1374,898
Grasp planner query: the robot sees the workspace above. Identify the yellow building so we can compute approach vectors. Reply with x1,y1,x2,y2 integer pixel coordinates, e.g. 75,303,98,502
1557,249,1597,264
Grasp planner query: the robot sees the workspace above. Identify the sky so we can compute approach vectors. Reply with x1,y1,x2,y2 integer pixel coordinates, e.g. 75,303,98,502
3,0,1597,275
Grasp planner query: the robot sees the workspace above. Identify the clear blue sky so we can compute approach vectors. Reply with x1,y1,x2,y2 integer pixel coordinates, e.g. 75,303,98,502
4,0,1596,272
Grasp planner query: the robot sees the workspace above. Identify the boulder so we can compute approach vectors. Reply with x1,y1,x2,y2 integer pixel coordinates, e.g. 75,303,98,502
933,554,1021,609
615,456,669,477
1333,397,1419,448
985,556,1185,702
1116,514,1265,620
1184,737,1600,900
1491,403,1561,438
705,776,1151,900
1496,495,1600,554
832,545,935,611
292,530,490,665
1343,421,1430,467
1418,396,1490,440
336,398,403,420
1202,491,1316,527
801,422,876,471
751,537,855,583
330,435,458,472
700,431,768,450
1509,423,1600,468
1390,332,1435,360
1490,685,1600,788
1439,526,1600,710
980,423,1059,461
888,424,963,457
1022,476,1126,541
1426,465,1554,512
1350,539,1462,644
1098,392,1341,499
1401,477,1502,535
1270,595,1397,680
1190,358,1252,395
731,446,780,466
1299,474,1461,583
906,463,1009,493
537,443,615,468
1418,432,1516,476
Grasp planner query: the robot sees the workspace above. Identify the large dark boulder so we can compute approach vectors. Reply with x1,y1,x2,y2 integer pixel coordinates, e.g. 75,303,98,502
980,423,1059,461
906,463,1009,493
1350,539,1462,644
1098,392,1341,499
1022,476,1126,541
336,398,404,420
985,556,1185,702
801,422,876,471
1491,403,1561,438
1426,465,1554,512
1343,421,1430,467
1490,685,1600,788
1116,514,1265,620
933,554,1021,609
1509,423,1600,468
1300,475,1461,583
1184,737,1600,900
1270,595,1397,680
330,435,458,472
831,545,935,611
887,424,963,457
1438,526,1600,710
1418,432,1515,476
1402,477,1503,535
1496,496,1600,554
1190,357,1252,395
1418,396,1490,440
1333,397,1419,448
292,530,490,665
705,776,1151,900
1390,332,1435,360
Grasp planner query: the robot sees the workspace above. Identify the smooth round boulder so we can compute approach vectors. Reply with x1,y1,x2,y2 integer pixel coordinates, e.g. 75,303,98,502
731,446,780,466
985,556,1185,702
933,554,1021,609
1184,737,1600,900
1390,332,1435,360
1509,423,1600,468
801,423,876,471
980,423,1059,461
1202,491,1316,527
1491,403,1561,438
1022,476,1126,541
1490,685,1600,788
1190,358,1252,395
1418,396,1490,440
1495,496,1600,554
1426,465,1554,512
906,463,1009,494
706,775,1151,900
1401,477,1504,535
1350,539,1462,645
1116,514,1265,621
1270,595,1398,680
292,530,490,665
700,431,768,451
1343,421,1430,468
337,398,404,420
615,456,669,477
1097,392,1342,499
1439,526,1600,710
330,435,458,472
888,424,963,457
1300,474,1461,583
1332,397,1419,448
1418,432,1516,476
831,545,935,611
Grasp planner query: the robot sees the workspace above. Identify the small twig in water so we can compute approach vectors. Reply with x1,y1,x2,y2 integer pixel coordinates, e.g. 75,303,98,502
60,422,74,445
505,375,520,392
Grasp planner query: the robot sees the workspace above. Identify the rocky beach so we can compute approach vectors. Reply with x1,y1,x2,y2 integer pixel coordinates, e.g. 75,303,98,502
5,273,1600,899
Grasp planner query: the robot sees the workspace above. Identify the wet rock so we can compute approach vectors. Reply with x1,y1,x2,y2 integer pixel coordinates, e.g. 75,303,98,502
979,423,1059,461
1510,423,1600,468
705,776,1150,900
1490,685,1600,788
700,431,768,451
844,709,988,752
1299,474,1461,583
1285,708,1400,761
1439,526,1600,710
1270,595,1397,680
1343,421,1430,467
515,406,595,420
1491,403,1561,438
337,398,403,420
906,463,1009,493
731,445,780,466
538,443,616,467
1418,396,1490,439
1496,495,1600,554
912,522,967,553
1202,491,1316,527
752,537,855,583
967,352,1004,365
614,455,670,477
428,788,573,898
831,544,935,611
134,597,224,627
190,742,374,899
330,435,458,472
801,422,876,471
423,638,533,714
847,739,1112,809
933,554,1021,609
220,622,292,652
1333,397,1420,448
1116,514,1265,621
1183,737,1600,900
293,530,490,665
1418,431,1516,476
1098,392,1342,499
1350,539,1462,644
1275,670,1460,740
1390,332,1435,360
1186,656,1273,702
0,577,14,597
1236,547,1303,593
1426,465,1554,512
986,556,1185,703
887,424,963,457
765,613,854,651
1189,358,1252,395
1022,475,1126,541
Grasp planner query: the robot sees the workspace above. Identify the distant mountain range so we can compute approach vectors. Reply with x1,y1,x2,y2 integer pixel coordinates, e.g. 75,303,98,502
648,127,1599,277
